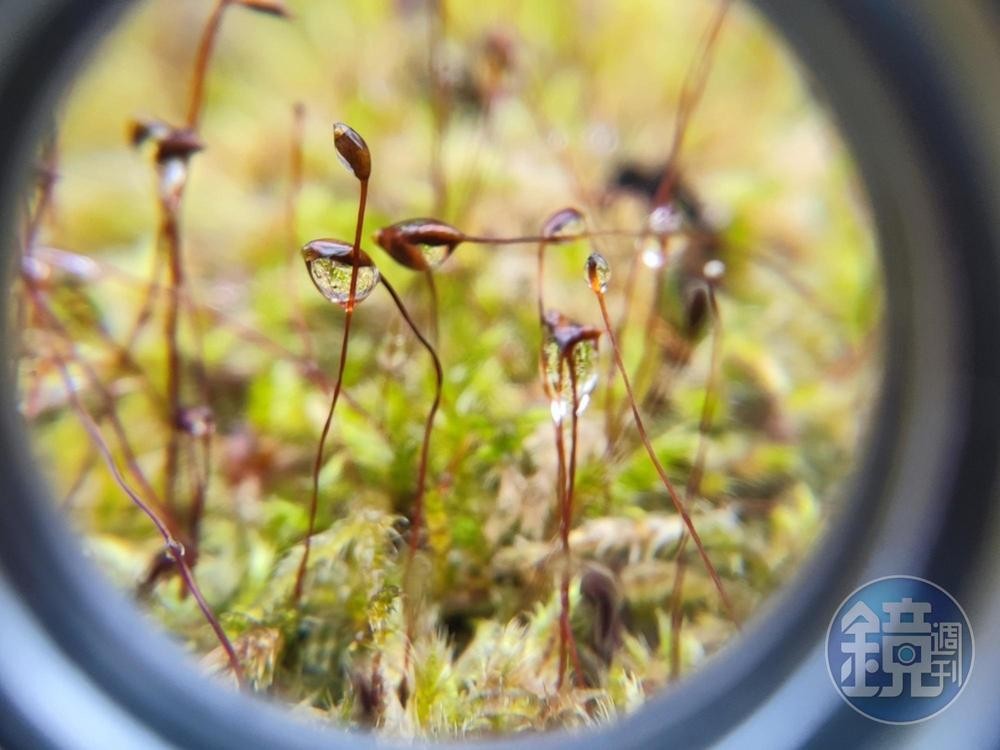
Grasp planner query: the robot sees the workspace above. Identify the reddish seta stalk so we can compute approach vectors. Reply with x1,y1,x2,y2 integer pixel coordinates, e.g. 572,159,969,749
382,274,443,690
19,263,244,687
587,254,740,628
555,350,585,690
652,0,733,207
293,140,370,602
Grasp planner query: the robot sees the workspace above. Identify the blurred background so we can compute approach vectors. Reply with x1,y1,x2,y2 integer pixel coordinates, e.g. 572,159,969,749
18,0,882,738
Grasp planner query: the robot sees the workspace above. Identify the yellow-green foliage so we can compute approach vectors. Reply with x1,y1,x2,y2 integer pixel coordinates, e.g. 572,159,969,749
26,0,882,739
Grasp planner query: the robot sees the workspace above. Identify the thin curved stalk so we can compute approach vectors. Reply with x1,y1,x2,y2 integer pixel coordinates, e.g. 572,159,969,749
293,177,370,603
379,274,443,685
186,0,232,130
379,276,443,558
32,293,167,521
462,228,655,247
62,355,243,686
536,234,584,688
602,250,641,451
292,307,354,603
653,0,733,206
556,356,585,690
604,236,668,454
23,281,243,685
591,287,739,627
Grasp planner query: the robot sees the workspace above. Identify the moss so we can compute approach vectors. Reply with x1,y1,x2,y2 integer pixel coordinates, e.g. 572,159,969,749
23,0,881,740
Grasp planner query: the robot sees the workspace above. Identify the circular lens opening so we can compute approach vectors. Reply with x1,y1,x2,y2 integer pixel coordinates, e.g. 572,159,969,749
17,0,883,739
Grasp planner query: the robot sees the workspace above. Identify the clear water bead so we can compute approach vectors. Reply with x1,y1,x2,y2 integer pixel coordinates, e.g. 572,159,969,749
648,204,682,235
419,242,450,268
641,239,666,269
703,258,726,283
542,207,586,240
301,239,380,308
373,218,463,271
157,157,187,206
542,312,601,423
177,405,215,437
586,252,610,294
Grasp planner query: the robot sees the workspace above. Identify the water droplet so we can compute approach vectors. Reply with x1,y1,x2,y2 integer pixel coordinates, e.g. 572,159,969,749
177,405,215,437
47,249,99,281
648,204,682,235
373,218,463,270
21,256,50,283
641,241,665,269
332,122,371,181
302,239,380,308
542,311,601,423
586,252,610,294
167,538,186,559
542,207,586,241
157,157,187,205
703,259,726,283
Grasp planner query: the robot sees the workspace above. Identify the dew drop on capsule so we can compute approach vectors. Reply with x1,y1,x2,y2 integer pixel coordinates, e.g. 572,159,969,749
542,311,600,423
542,207,586,241
177,405,215,437
374,218,463,271
641,239,666,269
541,337,565,422
167,538,186,559
586,252,610,294
569,339,599,416
703,258,726,283
157,157,187,206
301,239,380,308
21,256,50,284
648,204,681,235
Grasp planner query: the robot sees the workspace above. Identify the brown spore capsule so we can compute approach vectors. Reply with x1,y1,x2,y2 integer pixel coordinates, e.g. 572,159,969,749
155,127,205,163
373,217,464,270
332,122,371,181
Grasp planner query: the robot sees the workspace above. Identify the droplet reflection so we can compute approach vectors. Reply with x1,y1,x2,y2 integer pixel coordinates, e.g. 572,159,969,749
301,239,380,307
